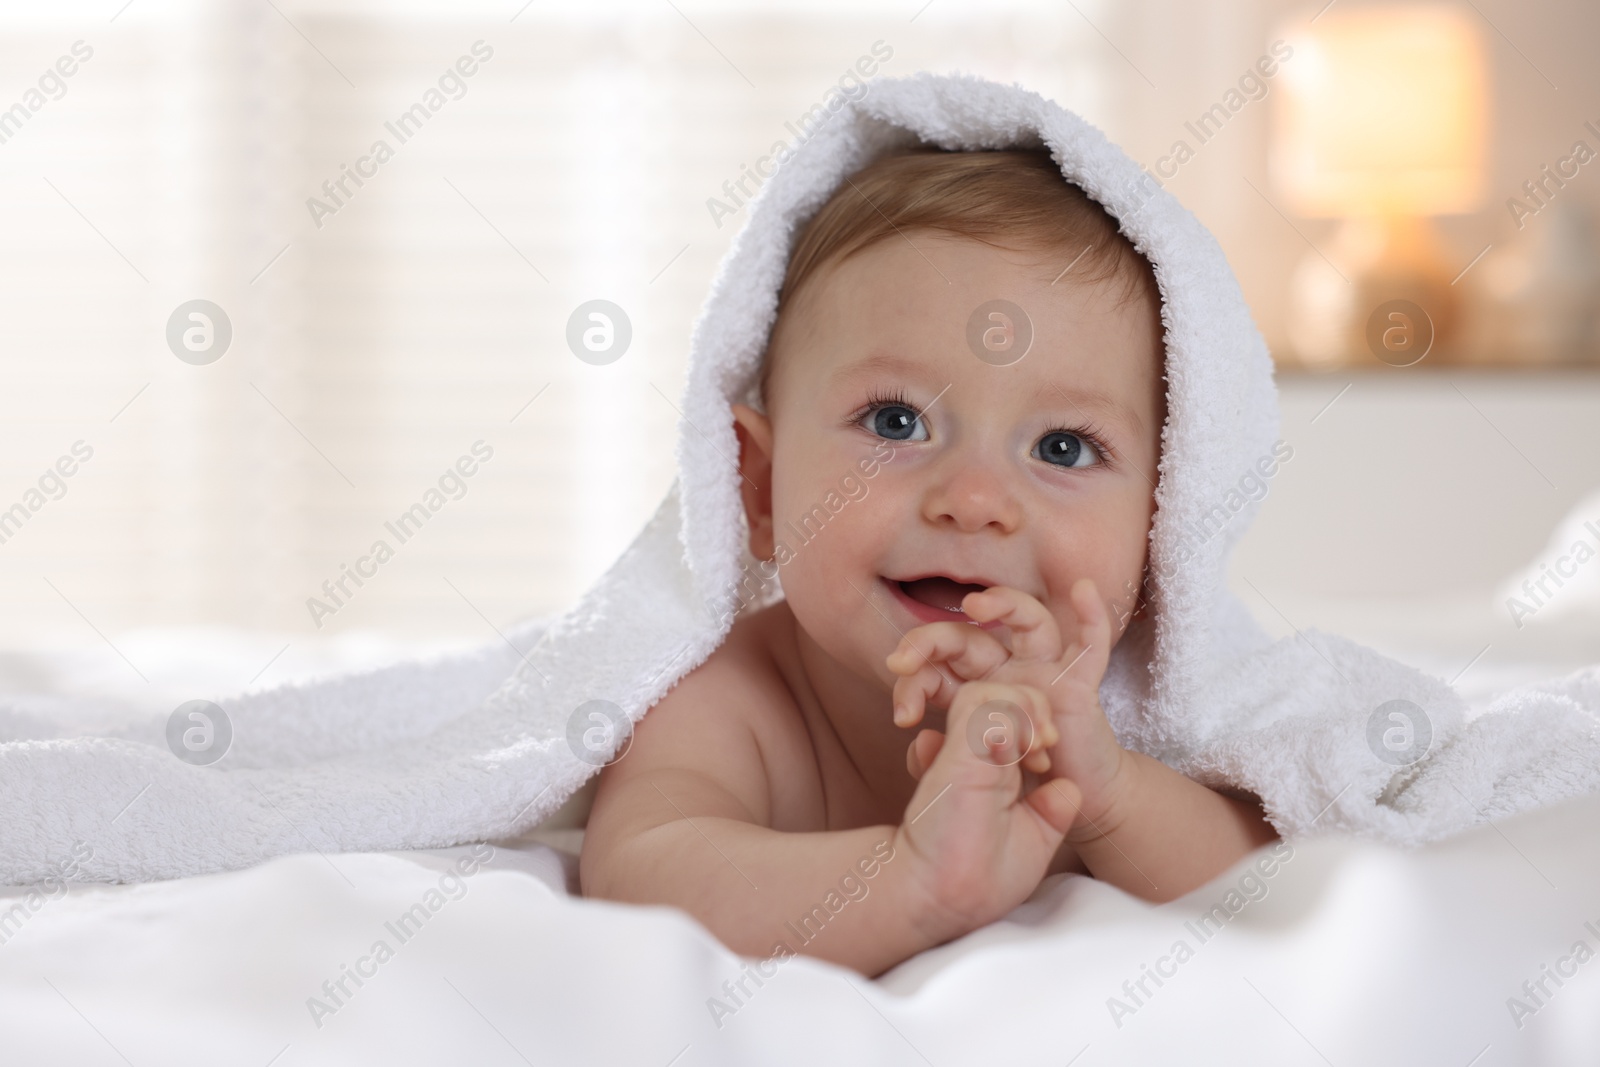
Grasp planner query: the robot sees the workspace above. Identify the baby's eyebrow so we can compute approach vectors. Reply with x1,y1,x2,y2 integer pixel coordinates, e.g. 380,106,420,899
831,353,1143,435
1046,382,1144,435
830,352,931,387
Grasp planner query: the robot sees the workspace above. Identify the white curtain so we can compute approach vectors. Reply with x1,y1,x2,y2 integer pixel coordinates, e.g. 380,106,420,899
0,0,1112,652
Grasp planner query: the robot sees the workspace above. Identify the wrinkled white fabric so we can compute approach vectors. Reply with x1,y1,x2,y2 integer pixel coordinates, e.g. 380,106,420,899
3,795,1598,1064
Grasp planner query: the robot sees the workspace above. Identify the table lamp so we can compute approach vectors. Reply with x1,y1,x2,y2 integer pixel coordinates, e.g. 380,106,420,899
1272,4,1488,367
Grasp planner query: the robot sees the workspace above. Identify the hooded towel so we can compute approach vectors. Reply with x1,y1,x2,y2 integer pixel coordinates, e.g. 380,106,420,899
3,73,1598,885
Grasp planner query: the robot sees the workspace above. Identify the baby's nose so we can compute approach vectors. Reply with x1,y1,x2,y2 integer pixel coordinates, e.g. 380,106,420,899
920,459,1022,534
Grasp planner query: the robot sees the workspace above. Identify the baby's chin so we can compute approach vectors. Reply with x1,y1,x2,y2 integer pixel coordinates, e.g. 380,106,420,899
780,585,899,678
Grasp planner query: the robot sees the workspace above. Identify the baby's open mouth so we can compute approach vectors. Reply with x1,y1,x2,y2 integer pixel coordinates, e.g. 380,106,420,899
896,576,987,613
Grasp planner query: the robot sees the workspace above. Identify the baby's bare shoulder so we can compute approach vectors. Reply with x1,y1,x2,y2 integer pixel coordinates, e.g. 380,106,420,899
588,602,819,834
649,603,811,763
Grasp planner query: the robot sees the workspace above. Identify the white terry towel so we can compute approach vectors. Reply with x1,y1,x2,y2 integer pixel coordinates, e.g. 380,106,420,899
2,73,1597,886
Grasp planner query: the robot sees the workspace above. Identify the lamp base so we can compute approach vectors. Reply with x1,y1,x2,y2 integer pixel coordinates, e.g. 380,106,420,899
1287,216,1460,368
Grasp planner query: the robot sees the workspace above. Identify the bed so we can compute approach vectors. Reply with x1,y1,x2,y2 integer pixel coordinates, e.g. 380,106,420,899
1,615,1596,1066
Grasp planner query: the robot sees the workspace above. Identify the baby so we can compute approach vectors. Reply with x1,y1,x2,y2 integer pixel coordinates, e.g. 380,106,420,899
580,148,1278,977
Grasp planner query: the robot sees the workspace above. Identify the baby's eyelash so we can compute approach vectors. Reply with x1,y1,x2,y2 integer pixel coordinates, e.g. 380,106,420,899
845,390,1117,465
1048,420,1118,466
844,388,923,426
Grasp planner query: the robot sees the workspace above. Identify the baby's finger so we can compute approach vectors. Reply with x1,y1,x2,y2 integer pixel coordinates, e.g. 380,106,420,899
885,621,1010,680
892,663,960,728
1025,776,1083,837
905,728,945,780
1054,578,1113,686
960,586,1062,663
949,681,1059,770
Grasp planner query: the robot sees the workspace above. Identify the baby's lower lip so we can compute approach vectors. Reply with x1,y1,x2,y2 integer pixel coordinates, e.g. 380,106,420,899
881,578,1006,630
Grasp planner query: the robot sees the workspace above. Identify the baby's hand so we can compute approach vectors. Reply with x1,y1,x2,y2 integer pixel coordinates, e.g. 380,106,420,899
886,578,1127,833
892,677,1081,941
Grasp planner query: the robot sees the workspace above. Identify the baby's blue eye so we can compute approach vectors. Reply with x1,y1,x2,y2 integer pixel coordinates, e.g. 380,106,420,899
870,405,928,442
1036,431,1099,468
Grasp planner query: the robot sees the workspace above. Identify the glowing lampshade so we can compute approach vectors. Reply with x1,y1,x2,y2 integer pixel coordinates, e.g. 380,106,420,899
1274,5,1488,217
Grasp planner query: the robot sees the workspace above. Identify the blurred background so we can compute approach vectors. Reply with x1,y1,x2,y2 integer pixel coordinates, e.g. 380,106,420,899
0,0,1595,703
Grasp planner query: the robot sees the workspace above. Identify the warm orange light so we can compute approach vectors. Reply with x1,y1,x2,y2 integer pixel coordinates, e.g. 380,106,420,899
1273,5,1488,217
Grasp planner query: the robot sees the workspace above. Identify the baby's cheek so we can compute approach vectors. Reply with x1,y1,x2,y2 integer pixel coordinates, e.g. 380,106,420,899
1041,556,1131,636
775,510,859,607
773,496,896,667
780,551,869,668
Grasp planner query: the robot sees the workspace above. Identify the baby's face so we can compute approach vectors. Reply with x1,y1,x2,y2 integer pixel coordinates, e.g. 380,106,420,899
737,233,1165,691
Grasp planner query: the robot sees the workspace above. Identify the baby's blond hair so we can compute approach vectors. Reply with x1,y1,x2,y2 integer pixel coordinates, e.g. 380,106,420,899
762,148,1159,402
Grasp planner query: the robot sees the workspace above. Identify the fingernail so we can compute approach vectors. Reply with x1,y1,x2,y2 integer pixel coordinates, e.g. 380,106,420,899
893,703,907,726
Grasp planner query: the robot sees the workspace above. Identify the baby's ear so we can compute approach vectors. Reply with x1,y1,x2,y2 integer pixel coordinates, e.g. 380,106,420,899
731,403,775,560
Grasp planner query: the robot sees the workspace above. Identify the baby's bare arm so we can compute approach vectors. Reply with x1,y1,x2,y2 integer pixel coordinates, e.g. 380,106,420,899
579,660,938,976
1067,750,1278,901
584,769,932,975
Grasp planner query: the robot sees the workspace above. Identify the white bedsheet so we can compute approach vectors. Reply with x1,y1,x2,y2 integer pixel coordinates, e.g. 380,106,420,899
3,622,1597,1065
3,792,1597,1066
